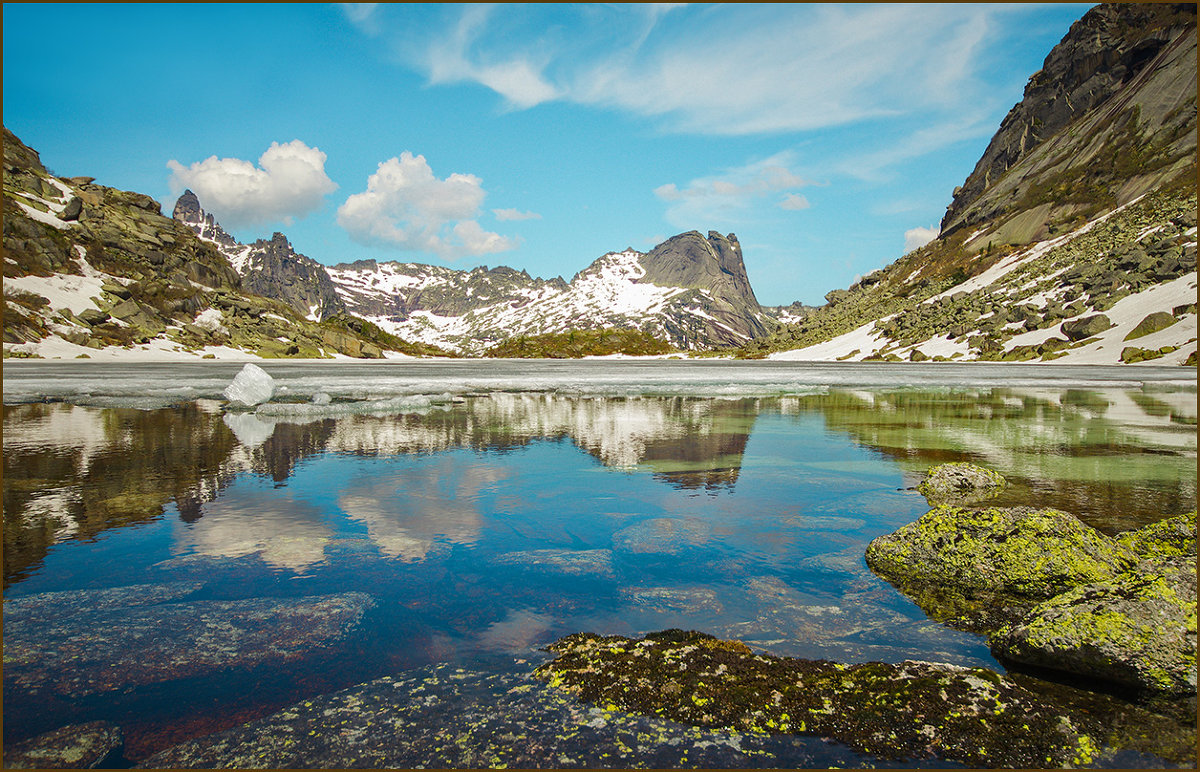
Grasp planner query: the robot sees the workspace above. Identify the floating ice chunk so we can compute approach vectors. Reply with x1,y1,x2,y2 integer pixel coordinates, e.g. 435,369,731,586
223,363,275,407
222,412,277,448
311,392,332,405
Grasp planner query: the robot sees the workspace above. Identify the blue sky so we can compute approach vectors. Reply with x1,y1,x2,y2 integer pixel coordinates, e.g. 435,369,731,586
3,3,1092,306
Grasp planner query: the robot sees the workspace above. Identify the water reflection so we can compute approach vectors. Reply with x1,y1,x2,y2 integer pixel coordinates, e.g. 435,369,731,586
3,387,1195,585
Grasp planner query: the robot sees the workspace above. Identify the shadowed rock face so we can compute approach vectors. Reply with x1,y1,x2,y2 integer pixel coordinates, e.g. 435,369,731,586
941,2,1197,236
637,231,770,345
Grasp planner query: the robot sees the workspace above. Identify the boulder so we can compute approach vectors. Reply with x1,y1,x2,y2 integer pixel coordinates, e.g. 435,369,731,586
865,506,1137,629
59,196,83,221
917,462,1006,504
1123,311,1178,341
991,557,1197,697
1118,511,1197,563
3,721,124,769
1061,314,1112,341
77,308,109,326
532,629,1188,768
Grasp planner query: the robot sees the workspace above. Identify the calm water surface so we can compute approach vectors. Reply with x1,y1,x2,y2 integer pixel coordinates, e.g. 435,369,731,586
3,361,1196,765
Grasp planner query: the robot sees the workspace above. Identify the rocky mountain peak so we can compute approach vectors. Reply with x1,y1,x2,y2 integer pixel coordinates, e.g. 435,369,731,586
639,230,760,309
172,190,238,248
940,2,1197,236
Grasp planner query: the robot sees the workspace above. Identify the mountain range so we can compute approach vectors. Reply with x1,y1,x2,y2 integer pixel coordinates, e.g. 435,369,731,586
2,2,1195,364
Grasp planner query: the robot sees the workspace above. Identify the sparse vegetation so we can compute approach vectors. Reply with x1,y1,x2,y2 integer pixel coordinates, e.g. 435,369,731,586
484,328,675,358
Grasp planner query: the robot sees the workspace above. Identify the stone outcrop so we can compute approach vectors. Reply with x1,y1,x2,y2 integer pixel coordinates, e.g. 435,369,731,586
917,462,1007,504
941,3,1197,237
3,721,125,769
532,629,1193,768
991,556,1197,697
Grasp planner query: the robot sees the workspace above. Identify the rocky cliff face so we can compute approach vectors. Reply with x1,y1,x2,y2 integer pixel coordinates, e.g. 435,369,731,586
742,2,1197,366
940,2,1196,241
2,128,403,360
173,194,346,322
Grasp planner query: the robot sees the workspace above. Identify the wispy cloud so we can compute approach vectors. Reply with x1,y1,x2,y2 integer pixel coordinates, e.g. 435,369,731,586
167,140,337,228
353,4,1019,138
337,151,517,258
654,152,813,228
493,208,541,222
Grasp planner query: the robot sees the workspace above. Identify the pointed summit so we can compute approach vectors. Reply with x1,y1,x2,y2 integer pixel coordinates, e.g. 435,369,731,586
173,190,238,247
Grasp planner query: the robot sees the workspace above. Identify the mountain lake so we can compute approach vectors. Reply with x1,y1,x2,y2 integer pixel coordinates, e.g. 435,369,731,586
2,360,1196,768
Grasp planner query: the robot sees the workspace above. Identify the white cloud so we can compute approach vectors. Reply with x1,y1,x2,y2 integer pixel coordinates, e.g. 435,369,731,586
167,140,337,228
778,194,811,211
654,152,812,228
337,152,517,258
372,4,1018,138
493,208,541,222
904,226,940,253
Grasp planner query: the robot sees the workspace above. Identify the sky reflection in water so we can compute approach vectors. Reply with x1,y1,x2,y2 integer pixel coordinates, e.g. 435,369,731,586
2,383,1195,759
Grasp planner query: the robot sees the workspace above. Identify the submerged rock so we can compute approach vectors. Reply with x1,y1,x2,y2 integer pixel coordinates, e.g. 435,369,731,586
534,629,1192,768
140,662,869,769
916,462,1006,504
865,505,1136,629
223,363,275,407
991,557,1197,697
3,585,373,698
491,548,615,579
3,721,125,769
612,517,711,555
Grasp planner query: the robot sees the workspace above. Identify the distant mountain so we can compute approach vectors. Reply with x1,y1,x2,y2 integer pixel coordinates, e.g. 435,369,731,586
174,190,773,354
323,229,770,353
743,2,1197,366
1,128,412,360
173,190,346,323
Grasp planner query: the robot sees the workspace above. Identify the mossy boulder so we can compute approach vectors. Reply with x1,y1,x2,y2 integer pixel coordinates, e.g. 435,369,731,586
917,462,1006,504
1118,511,1197,563
991,557,1197,697
1124,311,1179,341
866,506,1138,631
534,629,1182,768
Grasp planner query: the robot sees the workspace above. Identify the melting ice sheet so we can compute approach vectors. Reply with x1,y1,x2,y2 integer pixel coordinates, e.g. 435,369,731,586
2,359,1194,410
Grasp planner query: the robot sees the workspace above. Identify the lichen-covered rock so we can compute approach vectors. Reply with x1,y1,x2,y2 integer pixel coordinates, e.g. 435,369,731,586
3,721,125,769
1118,511,1197,563
1124,311,1179,341
917,462,1007,504
991,558,1197,697
866,505,1136,603
534,629,1190,768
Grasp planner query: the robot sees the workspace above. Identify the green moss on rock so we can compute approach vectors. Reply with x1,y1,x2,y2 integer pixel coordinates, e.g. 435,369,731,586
991,557,1197,697
534,629,1185,767
866,505,1137,605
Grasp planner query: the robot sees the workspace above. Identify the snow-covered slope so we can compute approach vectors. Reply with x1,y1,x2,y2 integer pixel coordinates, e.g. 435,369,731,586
769,191,1197,366
325,241,770,354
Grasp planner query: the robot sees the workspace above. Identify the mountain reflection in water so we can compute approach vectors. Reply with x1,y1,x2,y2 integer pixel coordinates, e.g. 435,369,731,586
2,383,1196,762
4,388,1193,586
